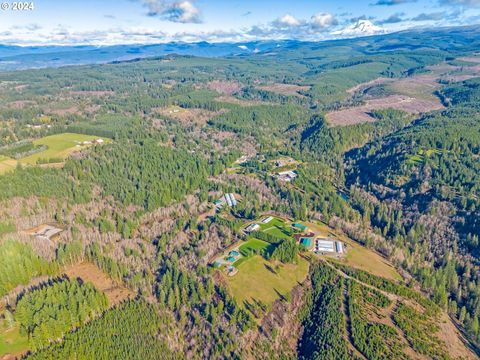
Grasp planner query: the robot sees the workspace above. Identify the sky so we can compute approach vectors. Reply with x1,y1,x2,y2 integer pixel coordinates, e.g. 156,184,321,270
0,0,479,45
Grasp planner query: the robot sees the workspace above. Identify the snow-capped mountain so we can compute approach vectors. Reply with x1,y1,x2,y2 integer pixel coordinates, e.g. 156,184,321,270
333,20,385,38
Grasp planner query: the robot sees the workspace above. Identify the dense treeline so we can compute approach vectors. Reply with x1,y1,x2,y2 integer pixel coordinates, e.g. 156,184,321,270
68,140,211,210
0,240,56,297
0,167,91,203
15,279,108,351
28,301,176,360
297,262,350,359
209,104,308,140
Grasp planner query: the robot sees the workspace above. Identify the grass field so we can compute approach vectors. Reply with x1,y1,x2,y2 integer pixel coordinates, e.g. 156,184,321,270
19,133,108,165
0,318,28,358
0,155,17,173
226,255,309,311
258,217,293,240
239,238,275,257
0,133,108,174
305,221,402,281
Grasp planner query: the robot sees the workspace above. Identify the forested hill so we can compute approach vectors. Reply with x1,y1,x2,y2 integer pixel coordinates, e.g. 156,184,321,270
1,24,480,359
344,77,480,346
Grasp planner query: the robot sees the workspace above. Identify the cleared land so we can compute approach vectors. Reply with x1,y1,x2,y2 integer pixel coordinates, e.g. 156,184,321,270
206,80,242,95
385,74,440,101
256,83,310,97
64,262,131,306
0,133,108,174
156,105,228,125
225,255,309,309
326,95,444,126
347,77,394,95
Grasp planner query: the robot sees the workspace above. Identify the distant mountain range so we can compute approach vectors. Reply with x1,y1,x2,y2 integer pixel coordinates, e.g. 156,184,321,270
0,42,282,71
0,25,479,72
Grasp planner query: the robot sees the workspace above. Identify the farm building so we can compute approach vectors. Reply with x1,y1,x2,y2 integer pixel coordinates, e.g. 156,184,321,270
314,238,345,255
245,223,260,233
225,193,237,207
261,216,273,224
335,241,344,254
215,193,238,209
315,239,336,253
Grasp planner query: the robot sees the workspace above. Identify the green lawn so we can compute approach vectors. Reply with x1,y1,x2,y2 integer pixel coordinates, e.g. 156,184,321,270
258,217,293,240
0,133,109,174
239,238,275,257
226,255,309,312
0,319,29,357
19,133,109,165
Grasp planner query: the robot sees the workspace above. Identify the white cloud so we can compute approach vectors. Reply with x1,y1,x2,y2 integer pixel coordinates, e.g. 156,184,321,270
273,14,302,28
139,0,202,23
311,13,337,28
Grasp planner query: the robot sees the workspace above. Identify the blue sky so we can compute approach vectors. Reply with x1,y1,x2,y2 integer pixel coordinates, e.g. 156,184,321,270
0,0,479,45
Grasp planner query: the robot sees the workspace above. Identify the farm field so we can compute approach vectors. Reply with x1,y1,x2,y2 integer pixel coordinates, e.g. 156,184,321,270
226,255,309,310
0,133,108,174
258,217,293,240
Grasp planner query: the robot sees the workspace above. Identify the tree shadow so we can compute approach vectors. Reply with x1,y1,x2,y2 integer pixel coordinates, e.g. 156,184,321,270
264,263,277,274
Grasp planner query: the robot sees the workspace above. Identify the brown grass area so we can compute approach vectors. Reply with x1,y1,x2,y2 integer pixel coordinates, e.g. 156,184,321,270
63,262,132,306
206,80,242,95
6,100,36,109
347,77,394,95
436,313,478,360
156,105,228,125
215,95,267,107
386,75,440,101
326,95,444,126
44,106,80,116
69,90,115,96
256,83,310,97
458,56,480,64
